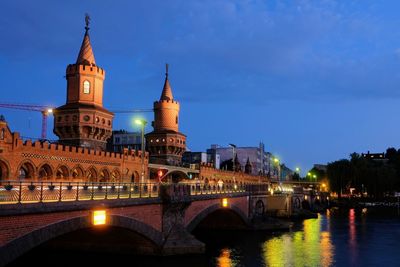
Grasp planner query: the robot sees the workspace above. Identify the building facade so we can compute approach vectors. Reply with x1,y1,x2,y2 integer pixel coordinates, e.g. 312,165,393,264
106,130,142,153
206,143,278,177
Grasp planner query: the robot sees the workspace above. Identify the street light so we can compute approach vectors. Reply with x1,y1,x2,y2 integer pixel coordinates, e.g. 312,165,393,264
273,158,280,182
313,174,317,182
229,144,236,172
135,119,147,184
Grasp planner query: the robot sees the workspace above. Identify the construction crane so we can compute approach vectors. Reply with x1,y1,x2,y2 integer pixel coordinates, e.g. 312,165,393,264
110,109,153,113
0,104,153,140
0,103,54,140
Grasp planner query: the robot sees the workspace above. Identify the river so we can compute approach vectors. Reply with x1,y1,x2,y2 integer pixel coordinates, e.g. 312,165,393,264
8,208,400,267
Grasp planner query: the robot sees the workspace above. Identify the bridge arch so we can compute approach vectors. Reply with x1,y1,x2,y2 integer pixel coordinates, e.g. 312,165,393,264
86,166,98,182
17,160,36,180
55,164,70,180
111,168,121,182
37,162,54,180
99,168,110,182
162,170,190,183
0,157,10,180
0,214,163,266
71,164,84,179
186,203,249,232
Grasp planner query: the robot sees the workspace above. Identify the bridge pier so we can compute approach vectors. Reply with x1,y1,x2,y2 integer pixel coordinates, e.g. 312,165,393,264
159,185,205,255
161,202,205,255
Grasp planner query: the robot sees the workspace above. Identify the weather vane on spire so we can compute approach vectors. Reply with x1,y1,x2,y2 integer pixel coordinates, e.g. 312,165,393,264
85,13,90,31
166,63,169,78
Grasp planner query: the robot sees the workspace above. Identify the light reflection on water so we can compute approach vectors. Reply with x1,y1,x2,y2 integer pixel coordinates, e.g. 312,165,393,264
262,215,334,267
212,208,400,267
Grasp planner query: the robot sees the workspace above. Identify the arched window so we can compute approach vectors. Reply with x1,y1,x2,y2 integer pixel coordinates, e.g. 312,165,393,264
0,128,4,140
176,116,178,124
83,80,90,94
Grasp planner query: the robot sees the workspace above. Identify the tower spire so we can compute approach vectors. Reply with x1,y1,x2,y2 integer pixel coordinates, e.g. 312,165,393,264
160,63,173,101
76,13,96,66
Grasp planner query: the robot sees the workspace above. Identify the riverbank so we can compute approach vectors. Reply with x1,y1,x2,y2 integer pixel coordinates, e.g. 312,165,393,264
330,197,400,208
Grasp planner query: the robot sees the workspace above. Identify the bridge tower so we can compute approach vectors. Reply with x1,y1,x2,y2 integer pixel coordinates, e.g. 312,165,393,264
146,64,186,165
53,15,113,150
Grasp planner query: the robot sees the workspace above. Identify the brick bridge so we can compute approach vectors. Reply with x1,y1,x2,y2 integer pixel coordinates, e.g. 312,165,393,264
0,182,278,266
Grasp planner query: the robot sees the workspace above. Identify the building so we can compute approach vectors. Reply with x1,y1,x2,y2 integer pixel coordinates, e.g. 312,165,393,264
145,65,186,165
182,152,208,166
362,151,387,161
206,143,277,177
280,164,294,181
106,130,142,153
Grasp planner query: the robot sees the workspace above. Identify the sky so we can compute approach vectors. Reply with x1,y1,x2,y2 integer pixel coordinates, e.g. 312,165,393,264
1,0,400,175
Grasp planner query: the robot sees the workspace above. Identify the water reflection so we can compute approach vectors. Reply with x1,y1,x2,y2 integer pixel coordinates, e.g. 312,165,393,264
217,248,235,267
348,208,358,265
263,215,334,266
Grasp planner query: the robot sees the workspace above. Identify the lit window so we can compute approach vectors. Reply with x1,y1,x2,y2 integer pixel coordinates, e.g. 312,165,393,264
83,80,90,94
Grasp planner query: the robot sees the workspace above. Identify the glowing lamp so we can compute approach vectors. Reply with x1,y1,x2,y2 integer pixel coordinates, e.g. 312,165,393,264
92,210,106,226
222,198,228,207
304,195,308,200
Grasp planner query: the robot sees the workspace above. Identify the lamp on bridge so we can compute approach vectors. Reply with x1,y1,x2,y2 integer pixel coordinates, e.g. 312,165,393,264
228,143,236,172
273,158,280,182
135,118,147,184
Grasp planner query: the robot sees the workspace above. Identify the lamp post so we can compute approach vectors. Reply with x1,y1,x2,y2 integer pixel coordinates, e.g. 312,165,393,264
229,144,236,172
135,119,147,184
274,158,280,182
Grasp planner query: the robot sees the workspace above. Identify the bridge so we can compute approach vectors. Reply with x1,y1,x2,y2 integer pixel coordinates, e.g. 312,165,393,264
0,180,279,267
148,163,199,181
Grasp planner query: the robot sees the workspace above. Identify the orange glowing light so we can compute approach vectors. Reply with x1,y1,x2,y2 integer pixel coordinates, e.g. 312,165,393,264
222,198,228,207
93,210,106,225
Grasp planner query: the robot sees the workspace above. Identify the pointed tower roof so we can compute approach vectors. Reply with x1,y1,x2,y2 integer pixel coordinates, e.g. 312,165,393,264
160,64,174,101
246,157,252,166
76,14,96,66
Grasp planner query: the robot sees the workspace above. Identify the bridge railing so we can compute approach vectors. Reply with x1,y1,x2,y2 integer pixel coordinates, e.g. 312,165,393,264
0,181,160,204
0,181,270,205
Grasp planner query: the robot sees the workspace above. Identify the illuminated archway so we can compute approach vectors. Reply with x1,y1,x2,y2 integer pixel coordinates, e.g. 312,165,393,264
71,165,84,179
56,165,69,180
18,161,35,180
38,163,53,180
0,159,10,180
86,167,98,182
99,168,110,182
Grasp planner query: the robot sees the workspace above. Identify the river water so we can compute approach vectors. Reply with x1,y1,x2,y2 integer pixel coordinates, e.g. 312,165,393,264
8,208,400,267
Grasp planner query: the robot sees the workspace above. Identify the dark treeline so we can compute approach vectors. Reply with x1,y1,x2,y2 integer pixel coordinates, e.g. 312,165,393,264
327,148,400,198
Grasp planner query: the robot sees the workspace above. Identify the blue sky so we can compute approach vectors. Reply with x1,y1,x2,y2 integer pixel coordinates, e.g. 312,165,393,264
1,0,400,174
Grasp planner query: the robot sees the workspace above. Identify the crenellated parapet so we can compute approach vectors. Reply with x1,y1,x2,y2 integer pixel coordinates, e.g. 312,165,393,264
0,123,147,182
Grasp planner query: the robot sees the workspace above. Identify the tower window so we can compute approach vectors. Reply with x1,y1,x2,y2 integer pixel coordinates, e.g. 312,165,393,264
83,80,90,94
176,116,178,124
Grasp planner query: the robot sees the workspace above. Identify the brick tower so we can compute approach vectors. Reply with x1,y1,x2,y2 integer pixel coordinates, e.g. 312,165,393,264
145,65,186,165
53,16,113,150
